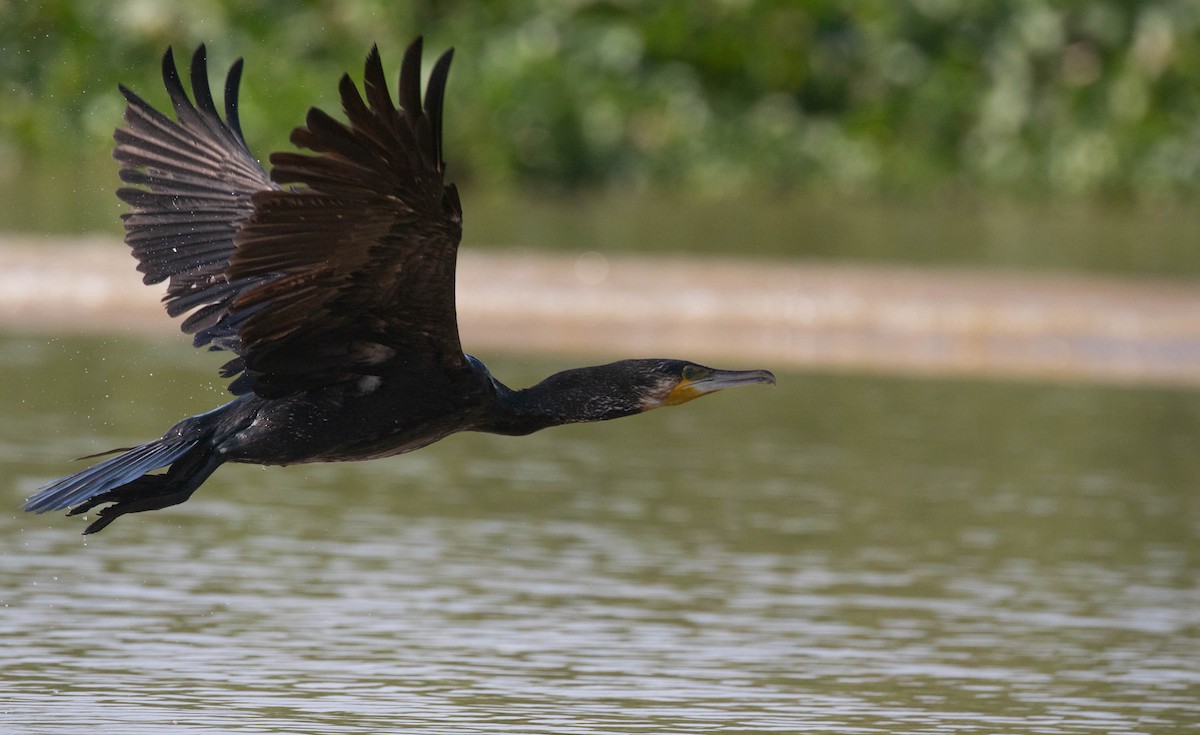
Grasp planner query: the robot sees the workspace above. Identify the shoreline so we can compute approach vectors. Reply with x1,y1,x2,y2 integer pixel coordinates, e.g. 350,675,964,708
2,236,1199,387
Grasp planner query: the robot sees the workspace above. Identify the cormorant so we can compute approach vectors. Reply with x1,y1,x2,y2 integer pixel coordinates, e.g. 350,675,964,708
22,38,776,534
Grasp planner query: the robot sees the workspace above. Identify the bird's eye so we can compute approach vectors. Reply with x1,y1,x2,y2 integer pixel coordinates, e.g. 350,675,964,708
681,365,699,381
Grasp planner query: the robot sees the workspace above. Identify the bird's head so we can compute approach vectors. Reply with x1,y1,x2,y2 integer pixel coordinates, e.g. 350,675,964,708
499,358,777,433
630,359,777,411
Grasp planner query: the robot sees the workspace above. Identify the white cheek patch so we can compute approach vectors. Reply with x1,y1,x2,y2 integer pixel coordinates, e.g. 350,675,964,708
638,380,676,411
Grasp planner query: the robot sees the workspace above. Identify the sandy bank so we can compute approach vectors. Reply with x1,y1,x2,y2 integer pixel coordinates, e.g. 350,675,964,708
2,236,1199,387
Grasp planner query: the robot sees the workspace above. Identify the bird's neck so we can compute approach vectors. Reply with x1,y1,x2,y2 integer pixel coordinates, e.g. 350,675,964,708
483,366,646,436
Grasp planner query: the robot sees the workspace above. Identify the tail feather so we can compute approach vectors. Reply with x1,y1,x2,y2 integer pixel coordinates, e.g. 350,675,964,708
23,440,196,514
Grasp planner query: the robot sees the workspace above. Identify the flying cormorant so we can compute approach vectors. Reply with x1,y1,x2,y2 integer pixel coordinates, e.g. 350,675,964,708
23,38,776,534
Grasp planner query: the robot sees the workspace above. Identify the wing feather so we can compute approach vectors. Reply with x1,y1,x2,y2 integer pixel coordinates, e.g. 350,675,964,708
114,45,274,364
114,40,462,399
227,38,464,398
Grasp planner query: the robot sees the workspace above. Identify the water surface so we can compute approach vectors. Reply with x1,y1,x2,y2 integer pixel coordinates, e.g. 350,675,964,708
2,335,1197,733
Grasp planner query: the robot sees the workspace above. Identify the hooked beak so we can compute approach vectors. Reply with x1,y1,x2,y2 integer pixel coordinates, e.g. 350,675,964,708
664,367,777,406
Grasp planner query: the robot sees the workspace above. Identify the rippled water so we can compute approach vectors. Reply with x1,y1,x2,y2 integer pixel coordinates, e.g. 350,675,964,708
2,335,1198,733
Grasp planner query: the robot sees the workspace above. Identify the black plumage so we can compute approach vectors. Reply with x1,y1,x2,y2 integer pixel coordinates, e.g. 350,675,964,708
23,39,775,534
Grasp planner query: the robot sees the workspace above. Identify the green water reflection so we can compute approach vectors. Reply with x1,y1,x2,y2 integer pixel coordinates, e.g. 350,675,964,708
5,161,1200,277
2,334,1198,733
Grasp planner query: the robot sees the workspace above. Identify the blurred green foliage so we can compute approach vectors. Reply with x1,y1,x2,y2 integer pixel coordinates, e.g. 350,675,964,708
1,0,1198,199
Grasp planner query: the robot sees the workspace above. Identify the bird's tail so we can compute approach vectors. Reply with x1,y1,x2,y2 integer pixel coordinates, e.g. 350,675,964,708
23,436,222,535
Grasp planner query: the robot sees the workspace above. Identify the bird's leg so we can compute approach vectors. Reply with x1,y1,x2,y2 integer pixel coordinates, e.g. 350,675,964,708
66,447,222,534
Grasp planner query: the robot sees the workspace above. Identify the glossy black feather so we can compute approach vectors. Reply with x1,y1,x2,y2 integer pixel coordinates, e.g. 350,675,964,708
22,440,196,514
227,39,462,397
112,40,463,399
113,44,273,368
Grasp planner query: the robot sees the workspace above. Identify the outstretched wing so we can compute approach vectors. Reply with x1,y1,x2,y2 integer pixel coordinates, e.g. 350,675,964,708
114,39,463,399
224,38,463,398
114,45,274,357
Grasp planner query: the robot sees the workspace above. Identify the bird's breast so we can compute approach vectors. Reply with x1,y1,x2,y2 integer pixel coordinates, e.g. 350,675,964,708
218,372,491,465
